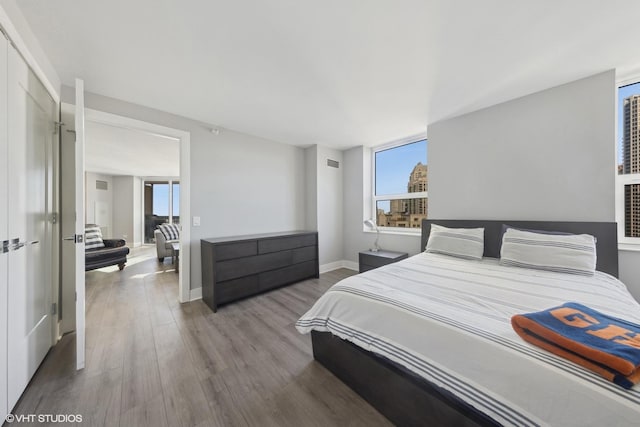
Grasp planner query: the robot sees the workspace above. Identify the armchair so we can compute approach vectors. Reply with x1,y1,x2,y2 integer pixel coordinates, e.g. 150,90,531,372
155,229,179,262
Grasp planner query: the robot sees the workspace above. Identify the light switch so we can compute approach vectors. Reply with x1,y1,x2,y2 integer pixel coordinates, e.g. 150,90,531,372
193,216,201,227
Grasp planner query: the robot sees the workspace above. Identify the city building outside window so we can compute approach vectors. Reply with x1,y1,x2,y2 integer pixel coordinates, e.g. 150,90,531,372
373,138,427,232
617,80,640,247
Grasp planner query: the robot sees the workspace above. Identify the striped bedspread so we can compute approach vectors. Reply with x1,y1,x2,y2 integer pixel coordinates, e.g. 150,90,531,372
296,253,640,426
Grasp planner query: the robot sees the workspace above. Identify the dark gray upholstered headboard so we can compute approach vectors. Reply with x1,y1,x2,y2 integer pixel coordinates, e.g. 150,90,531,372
420,219,619,277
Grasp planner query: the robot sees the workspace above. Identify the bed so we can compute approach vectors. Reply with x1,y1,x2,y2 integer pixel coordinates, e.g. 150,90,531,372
296,219,640,426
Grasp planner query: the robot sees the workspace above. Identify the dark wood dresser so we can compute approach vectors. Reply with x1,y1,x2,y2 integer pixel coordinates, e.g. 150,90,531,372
201,231,319,312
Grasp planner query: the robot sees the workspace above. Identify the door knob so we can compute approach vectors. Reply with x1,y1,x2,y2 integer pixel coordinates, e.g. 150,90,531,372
63,234,83,243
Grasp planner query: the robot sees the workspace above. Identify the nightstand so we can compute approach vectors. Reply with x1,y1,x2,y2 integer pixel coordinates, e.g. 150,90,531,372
359,250,409,273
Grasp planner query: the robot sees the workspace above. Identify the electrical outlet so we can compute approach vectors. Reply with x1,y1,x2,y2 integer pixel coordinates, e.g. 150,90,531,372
123,234,128,239
193,216,201,227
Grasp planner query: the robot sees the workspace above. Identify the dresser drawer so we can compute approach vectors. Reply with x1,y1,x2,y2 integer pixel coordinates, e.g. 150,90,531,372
215,250,292,282
259,260,317,291
214,241,257,261
216,275,259,304
258,234,317,254
292,246,317,264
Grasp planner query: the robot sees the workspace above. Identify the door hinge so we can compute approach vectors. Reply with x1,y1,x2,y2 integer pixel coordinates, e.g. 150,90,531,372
51,212,58,224
53,121,64,134
51,302,57,315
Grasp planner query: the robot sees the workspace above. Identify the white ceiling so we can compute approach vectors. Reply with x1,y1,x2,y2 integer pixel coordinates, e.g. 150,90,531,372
13,0,640,149
85,120,179,177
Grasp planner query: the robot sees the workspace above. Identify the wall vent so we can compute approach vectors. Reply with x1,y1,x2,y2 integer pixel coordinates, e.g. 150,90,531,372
96,180,108,190
327,159,340,168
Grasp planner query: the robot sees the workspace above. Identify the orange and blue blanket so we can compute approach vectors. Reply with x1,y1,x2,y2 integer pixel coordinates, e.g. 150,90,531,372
512,302,640,389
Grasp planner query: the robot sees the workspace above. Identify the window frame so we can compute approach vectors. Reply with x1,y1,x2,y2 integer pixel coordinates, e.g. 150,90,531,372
616,173,640,249
616,75,640,250
370,134,428,234
145,179,180,223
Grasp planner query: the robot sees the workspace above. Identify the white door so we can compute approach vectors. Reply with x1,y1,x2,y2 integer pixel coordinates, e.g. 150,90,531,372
74,79,86,370
0,33,9,422
59,81,86,371
6,45,55,409
59,103,77,335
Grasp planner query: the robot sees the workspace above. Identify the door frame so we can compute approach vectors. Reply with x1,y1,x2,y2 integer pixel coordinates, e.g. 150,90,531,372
84,109,191,302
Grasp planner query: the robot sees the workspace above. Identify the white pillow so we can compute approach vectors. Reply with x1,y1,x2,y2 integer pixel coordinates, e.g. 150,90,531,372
500,228,596,276
85,226,105,250
158,223,180,241
425,224,484,260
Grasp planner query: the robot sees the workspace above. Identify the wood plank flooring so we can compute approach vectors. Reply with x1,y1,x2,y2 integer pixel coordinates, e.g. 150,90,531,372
9,247,391,426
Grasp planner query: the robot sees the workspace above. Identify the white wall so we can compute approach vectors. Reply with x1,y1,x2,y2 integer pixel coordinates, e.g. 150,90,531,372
304,145,345,268
428,70,616,222
305,146,318,231
62,86,306,291
111,175,142,246
620,250,640,301
133,176,142,246
316,146,344,267
84,172,113,237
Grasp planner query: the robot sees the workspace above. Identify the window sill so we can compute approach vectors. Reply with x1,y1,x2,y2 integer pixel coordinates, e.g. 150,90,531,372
363,228,421,237
619,243,640,252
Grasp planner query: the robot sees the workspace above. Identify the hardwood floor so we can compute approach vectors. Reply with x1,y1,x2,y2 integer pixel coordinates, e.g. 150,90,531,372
10,247,391,426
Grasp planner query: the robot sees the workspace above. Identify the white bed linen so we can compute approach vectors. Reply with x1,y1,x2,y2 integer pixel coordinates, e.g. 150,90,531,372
296,253,640,427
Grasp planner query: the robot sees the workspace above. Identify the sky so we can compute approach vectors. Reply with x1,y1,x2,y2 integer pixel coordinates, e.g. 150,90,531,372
375,139,427,212
153,183,180,216
376,139,427,194
618,82,640,165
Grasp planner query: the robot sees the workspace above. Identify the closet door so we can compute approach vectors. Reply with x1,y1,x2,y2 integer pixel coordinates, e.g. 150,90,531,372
6,45,55,410
0,34,8,422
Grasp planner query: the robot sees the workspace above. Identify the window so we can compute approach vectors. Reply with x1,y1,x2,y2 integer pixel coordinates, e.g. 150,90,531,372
373,138,427,231
144,179,180,243
617,80,640,246
152,183,169,216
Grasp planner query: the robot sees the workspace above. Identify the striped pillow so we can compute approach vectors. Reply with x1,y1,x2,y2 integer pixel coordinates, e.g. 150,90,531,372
425,224,484,260
85,226,105,250
158,223,180,241
500,228,596,276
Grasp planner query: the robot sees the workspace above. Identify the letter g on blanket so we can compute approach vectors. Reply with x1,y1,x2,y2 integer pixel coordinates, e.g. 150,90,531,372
512,302,640,389
551,306,640,349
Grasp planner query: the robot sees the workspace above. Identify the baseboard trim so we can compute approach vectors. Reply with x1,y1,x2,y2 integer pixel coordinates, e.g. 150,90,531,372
343,261,358,271
320,260,359,274
189,287,202,301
